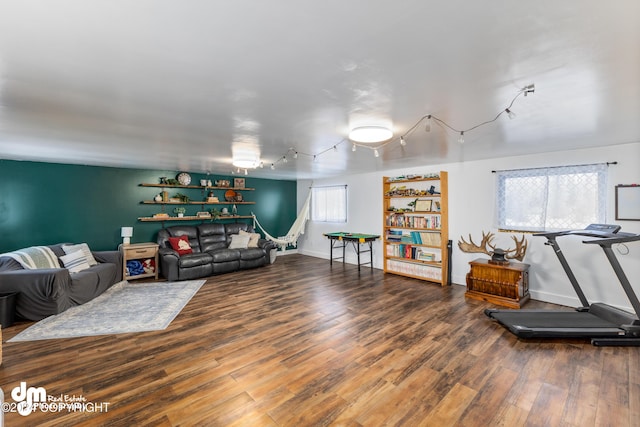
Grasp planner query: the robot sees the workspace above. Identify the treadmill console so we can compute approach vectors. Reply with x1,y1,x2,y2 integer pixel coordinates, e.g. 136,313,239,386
584,224,621,233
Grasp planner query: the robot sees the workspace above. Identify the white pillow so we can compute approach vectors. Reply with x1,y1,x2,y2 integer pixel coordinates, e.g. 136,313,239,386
239,229,260,248
62,243,98,266
59,250,91,273
228,234,251,249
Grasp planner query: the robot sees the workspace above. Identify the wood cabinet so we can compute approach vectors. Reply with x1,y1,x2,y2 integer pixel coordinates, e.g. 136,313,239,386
137,182,255,222
382,172,449,286
121,242,159,281
465,258,530,308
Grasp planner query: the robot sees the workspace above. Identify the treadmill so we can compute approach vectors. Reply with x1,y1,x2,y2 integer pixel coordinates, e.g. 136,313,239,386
485,224,640,346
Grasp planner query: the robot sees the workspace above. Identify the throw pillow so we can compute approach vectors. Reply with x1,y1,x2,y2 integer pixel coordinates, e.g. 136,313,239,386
59,250,91,274
168,235,193,256
62,243,98,266
239,229,260,248
228,234,251,249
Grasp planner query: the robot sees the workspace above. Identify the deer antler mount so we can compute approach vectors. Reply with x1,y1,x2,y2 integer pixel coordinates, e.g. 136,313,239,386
458,231,527,263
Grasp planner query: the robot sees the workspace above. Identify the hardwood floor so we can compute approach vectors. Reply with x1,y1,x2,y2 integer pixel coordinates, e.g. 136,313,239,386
1,254,638,426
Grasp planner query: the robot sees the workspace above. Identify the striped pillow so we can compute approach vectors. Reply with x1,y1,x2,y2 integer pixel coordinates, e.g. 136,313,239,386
62,243,98,266
59,250,91,273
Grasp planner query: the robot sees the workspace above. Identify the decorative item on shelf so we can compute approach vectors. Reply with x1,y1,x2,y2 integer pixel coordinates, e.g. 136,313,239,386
159,177,167,184
457,231,528,263
215,180,230,187
153,213,169,219
121,227,133,245
154,194,163,202
207,179,213,187
221,207,229,215
200,179,208,186
177,172,191,186
196,211,211,218
235,193,243,202
173,193,190,203
162,190,169,202
234,178,245,188
165,178,179,185
173,207,186,218
232,204,238,215
209,208,221,219
225,189,237,201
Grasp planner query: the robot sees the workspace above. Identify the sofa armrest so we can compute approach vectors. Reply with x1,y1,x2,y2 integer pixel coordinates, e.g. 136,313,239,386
92,250,123,282
257,239,277,251
0,268,71,298
158,248,180,281
0,268,73,321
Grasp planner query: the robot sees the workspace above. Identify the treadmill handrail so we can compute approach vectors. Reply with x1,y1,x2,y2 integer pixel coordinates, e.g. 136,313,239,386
582,233,640,246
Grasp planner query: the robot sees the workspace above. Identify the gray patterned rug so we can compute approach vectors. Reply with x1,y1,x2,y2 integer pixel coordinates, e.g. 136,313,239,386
9,279,206,342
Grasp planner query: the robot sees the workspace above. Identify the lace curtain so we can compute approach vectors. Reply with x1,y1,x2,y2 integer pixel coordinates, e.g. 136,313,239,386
495,163,608,231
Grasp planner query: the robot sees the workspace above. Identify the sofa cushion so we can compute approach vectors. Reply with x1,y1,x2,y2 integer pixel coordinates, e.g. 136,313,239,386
209,249,240,263
228,234,251,249
162,226,201,253
239,247,267,261
169,235,194,256
178,252,213,268
198,223,228,252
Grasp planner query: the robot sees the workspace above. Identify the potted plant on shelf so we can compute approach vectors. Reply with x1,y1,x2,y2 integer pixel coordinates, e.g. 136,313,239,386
174,207,186,218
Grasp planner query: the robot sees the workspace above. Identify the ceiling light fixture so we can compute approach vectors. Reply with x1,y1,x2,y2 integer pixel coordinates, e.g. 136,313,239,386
352,143,357,152
232,159,260,169
400,136,406,146
505,108,516,119
374,149,379,157
348,126,393,143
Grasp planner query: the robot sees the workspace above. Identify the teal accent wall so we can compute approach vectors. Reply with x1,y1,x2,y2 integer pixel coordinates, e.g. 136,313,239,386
0,160,296,252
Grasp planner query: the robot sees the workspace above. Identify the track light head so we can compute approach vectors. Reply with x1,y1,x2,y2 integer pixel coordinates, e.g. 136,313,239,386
400,136,406,146
505,108,516,119
523,84,535,96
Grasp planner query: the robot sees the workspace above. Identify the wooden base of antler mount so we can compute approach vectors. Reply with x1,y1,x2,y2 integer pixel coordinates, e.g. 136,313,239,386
465,258,530,309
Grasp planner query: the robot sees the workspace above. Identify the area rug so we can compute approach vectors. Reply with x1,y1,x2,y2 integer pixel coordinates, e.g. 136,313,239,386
9,279,206,342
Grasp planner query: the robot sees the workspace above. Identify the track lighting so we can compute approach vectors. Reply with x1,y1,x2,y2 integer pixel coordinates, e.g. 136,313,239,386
523,84,535,96
244,169,248,175
266,84,534,171
259,161,264,168
270,163,275,170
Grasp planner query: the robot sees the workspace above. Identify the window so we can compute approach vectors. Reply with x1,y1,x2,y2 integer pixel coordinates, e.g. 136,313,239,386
496,164,607,232
312,185,347,222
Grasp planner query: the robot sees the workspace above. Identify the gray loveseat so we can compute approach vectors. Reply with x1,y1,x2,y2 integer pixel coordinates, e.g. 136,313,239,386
0,243,122,321
157,223,277,281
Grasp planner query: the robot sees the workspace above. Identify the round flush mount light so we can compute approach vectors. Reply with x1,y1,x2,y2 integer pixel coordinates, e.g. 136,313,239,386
348,126,393,143
232,159,260,169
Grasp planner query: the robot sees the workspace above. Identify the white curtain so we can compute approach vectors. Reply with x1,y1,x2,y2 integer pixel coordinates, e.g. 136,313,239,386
311,185,347,223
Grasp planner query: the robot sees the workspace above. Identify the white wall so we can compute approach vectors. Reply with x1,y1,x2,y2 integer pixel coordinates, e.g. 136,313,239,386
296,142,640,312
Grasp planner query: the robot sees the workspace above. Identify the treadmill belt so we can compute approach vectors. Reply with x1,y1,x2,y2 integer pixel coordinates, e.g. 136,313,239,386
488,311,624,338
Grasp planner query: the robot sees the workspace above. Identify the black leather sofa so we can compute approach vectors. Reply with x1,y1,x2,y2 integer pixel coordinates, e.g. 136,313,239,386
157,223,277,281
0,244,122,321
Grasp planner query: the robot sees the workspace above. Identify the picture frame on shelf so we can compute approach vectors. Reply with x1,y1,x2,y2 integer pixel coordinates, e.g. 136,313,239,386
234,178,245,188
415,200,432,212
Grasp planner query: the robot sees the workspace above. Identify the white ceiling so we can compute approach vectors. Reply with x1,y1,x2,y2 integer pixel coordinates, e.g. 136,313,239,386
0,1,638,180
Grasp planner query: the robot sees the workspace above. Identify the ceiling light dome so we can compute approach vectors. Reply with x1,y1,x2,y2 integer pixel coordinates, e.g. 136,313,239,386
232,158,260,169
348,126,393,143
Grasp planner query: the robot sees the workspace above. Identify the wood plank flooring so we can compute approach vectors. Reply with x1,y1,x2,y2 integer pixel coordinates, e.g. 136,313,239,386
1,254,638,426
